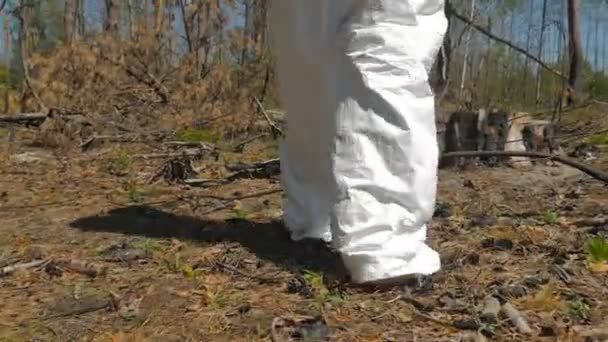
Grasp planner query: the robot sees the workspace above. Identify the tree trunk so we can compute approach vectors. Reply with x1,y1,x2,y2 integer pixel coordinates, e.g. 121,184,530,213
104,0,121,38
521,0,535,104
566,0,583,107
178,0,194,53
240,0,250,66
155,0,165,36
535,0,548,107
127,0,135,40
459,0,476,96
594,16,599,69
3,12,9,113
64,0,78,45
436,0,452,100
76,0,85,39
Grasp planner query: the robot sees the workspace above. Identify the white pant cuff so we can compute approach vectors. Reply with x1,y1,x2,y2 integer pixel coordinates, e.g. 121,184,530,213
340,243,441,284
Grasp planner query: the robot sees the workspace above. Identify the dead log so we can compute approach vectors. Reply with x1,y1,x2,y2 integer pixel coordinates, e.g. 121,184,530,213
0,112,48,125
441,150,608,184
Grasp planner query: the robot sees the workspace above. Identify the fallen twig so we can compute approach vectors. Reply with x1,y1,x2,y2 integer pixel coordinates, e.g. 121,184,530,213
199,188,282,215
0,259,48,277
233,133,269,152
441,151,608,184
573,217,607,227
182,179,228,187
214,261,281,284
133,149,209,160
254,97,283,137
163,141,217,151
0,112,48,125
501,302,532,335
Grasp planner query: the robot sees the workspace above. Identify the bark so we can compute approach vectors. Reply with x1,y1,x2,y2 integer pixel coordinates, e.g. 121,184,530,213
566,0,583,107
64,0,78,45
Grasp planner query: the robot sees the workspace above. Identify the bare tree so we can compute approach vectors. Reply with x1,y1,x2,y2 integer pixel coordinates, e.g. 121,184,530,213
459,0,476,96
64,0,78,45
104,0,120,38
535,0,548,107
3,7,9,113
566,0,583,107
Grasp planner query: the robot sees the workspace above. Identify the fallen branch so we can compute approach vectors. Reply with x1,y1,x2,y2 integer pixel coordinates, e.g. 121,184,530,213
163,141,217,152
441,151,608,184
451,8,566,81
227,158,280,172
133,149,209,160
0,112,48,125
232,133,269,153
0,259,48,277
199,188,282,215
214,261,281,284
182,178,228,187
254,97,283,138
573,217,608,227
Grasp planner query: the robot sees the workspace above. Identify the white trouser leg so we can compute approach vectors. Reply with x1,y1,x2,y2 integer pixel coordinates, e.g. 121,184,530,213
270,1,335,242
270,0,447,284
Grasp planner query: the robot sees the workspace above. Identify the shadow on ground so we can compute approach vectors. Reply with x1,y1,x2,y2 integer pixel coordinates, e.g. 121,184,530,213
69,206,348,281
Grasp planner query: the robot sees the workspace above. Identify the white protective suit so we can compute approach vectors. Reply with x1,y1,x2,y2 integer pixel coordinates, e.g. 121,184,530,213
270,0,448,284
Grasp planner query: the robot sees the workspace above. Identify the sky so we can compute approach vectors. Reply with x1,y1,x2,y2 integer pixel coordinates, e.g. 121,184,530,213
0,0,607,71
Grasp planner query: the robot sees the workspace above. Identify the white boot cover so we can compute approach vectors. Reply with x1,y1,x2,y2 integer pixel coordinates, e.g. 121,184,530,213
270,0,447,284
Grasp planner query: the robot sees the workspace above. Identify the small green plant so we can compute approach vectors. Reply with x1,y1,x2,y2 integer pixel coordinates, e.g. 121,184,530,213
540,210,559,225
568,299,591,321
175,128,222,143
585,237,608,264
102,148,132,176
303,270,342,311
233,208,251,220
169,253,200,280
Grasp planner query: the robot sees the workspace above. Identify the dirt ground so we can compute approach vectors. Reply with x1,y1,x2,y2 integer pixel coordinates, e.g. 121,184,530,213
0,128,607,342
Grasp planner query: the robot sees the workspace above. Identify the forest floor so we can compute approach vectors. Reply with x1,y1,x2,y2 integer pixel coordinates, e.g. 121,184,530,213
0,121,607,342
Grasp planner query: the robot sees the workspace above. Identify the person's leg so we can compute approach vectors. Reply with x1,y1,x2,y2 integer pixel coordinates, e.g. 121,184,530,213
270,0,447,285
327,0,448,285
269,1,334,242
